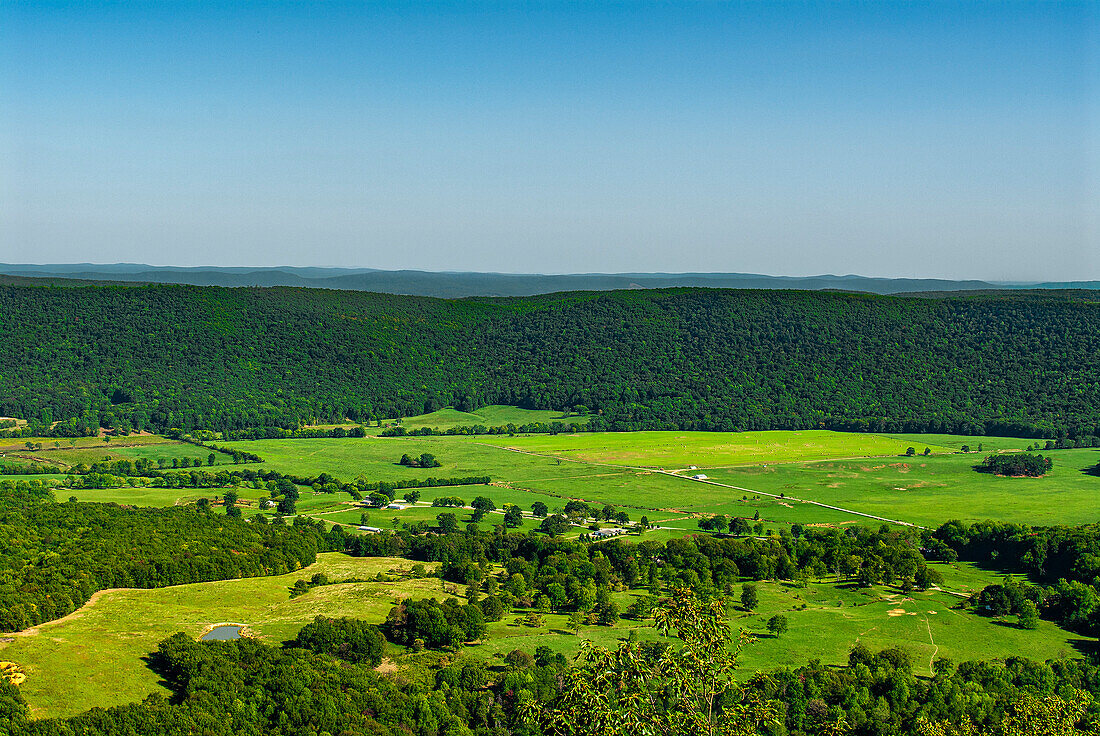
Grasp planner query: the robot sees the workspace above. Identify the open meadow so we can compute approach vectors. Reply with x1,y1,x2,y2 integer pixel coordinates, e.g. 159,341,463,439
0,554,444,719
219,428,1100,530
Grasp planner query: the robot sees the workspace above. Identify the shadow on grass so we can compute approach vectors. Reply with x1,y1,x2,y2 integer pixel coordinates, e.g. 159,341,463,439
1068,638,1100,657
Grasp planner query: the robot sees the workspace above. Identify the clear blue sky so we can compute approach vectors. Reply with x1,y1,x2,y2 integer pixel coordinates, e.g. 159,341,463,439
1,1,1096,279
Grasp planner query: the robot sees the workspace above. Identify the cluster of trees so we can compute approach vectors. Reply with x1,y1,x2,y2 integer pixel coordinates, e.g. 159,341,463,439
398,452,441,468
382,597,486,650
293,615,385,665
978,453,1053,477
0,483,328,631
929,520,1100,634
50,462,487,510
340,523,943,635
968,579,1041,629
0,462,62,475
222,425,366,439
697,514,756,535
3,284,1100,438
743,643,1100,735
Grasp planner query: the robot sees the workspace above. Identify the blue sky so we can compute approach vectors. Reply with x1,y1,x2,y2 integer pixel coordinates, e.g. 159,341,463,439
1,1,1096,279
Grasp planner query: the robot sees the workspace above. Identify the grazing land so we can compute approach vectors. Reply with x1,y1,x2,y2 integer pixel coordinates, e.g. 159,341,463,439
3,545,1079,721
474,429,951,468
211,428,1100,530
4,420,1098,728
380,405,588,432
0,554,442,719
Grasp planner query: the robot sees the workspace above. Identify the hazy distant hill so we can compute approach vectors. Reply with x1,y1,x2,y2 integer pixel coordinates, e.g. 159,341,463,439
2,263,1095,297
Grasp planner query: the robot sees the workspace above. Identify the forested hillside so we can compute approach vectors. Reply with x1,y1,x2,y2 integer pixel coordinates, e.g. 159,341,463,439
2,284,1099,438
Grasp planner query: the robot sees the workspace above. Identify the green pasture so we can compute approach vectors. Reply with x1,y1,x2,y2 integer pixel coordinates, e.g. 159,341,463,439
884,434,1031,453
702,448,1100,528
0,435,172,453
475,430,954,469
385,405,587,432
733,568,1083,677
217,431,1100,530
0,554,444,719
43,443,225,468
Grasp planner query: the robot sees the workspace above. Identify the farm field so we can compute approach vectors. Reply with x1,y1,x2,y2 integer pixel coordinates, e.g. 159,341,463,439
700,448,1100,528
218,430,1100,529
1,437,225,470
0,434,172,453
380,405,588,432
732,567,1083,677
475,429,951,468
8,428,1095,531
0,554,443,719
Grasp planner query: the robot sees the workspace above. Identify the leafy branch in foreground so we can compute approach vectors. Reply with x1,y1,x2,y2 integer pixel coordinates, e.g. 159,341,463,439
524,587,781,736
916,689,1099,736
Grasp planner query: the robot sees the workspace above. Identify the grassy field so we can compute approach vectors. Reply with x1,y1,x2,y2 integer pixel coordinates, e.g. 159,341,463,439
475,430,952,468
383,405,588,432
0,434,172,453
0,436,227,471
215,431,1100,530
700,447,1100,528
733,566,1084,676
12,428,1096,530
0,554,444,719
4,550,1083,720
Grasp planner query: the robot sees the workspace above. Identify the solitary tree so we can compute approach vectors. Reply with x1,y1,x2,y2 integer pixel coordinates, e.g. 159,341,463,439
766,614,788,638
741,583,759,612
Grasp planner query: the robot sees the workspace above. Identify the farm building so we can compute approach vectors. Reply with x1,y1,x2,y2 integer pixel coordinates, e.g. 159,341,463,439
357,526,383,533
690,473,708,480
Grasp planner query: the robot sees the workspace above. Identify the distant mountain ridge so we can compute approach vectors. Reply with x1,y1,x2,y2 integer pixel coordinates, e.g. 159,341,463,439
0,263,1097,297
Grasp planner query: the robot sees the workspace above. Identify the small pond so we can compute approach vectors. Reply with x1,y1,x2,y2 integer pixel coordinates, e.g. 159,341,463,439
200,625,242,641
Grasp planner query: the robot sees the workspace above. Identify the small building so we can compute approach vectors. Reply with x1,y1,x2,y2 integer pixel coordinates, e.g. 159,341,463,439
357,526,383,533
385,503,407,510
690,474,708,481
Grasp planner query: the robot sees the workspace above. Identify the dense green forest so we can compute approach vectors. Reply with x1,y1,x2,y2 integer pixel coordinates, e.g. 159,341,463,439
2,284,1100,438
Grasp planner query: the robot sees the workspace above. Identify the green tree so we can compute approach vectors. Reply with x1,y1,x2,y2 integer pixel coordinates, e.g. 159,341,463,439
503,506,523,528
436,512,459,535
766,614,788,638
741,583,759,612
526,588,779,736
1018,599,1040,630
470,496,495,522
